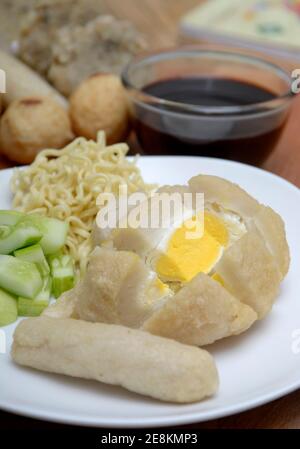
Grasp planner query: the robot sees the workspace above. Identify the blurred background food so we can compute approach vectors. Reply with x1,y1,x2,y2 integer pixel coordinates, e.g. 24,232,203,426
46,15,146,97
1,0,147,97
0,0,299,186
70,74,130,144
0,49,67,108
181,0,300,60
0,96,73,164
0,0,106,52
0,0,183,53
0,0,144,163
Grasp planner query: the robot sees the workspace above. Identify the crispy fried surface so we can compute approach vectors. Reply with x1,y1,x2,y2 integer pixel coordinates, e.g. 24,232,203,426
69,74,129,144
73,247,171,328
216,227,282,319
12,316,219,403
143,273,257,346
0,96,73,164
43,174,290,345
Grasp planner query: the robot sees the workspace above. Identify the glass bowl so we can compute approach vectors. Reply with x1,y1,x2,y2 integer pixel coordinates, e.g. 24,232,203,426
122,47,294,165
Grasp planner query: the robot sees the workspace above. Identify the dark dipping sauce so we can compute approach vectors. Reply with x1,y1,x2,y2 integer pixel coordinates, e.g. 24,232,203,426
133,77,289,165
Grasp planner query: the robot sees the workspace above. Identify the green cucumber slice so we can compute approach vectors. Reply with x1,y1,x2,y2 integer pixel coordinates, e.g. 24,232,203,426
14,244,50,277
49,253,75,298
0,288,17,327
0,255,43,299
17,277,51,317
0,225,11,239
35,276,52,302
18,297,49,317
21,215,69,255
0,221,42,255
0,210,24,226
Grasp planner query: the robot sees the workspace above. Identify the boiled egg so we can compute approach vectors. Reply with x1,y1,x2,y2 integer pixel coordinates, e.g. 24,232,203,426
148,208,246,284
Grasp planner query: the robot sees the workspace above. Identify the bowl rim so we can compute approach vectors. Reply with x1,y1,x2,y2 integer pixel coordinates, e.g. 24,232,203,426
121,47,294,116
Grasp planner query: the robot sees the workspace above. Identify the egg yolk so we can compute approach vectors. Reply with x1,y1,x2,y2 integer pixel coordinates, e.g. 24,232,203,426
155,277,170,293
211,272,226,287
156,212,229,283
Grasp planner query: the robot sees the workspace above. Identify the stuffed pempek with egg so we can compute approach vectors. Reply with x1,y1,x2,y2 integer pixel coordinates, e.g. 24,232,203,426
44,175,290,347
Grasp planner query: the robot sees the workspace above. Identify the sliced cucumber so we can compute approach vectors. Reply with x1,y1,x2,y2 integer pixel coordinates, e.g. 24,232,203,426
0,210,24,226
0,255,43,299
21,215,68,255
0,225,11,239
49,253,75,298
0,220,42,255
35,276,52,302
17,276,51,317
18,297,49,317
14,244,50,277
0,288,17,326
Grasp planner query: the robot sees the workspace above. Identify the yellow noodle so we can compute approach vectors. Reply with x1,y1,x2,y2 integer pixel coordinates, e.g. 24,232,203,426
11,132,153,276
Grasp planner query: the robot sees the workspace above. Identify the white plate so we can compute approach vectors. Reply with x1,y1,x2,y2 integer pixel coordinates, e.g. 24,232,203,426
0,157,300,428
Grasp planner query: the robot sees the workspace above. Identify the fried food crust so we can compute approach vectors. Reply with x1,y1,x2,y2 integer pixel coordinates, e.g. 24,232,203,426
12,316,219,403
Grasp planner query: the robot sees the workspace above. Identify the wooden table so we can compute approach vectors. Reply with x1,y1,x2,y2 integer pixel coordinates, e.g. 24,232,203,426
1,0,300,430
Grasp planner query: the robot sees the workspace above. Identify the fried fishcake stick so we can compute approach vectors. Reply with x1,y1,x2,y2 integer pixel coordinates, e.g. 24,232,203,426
11,317,219,403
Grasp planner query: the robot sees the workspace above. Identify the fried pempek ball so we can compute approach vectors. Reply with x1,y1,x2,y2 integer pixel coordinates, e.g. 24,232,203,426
70,73,130,144
0,96,74,164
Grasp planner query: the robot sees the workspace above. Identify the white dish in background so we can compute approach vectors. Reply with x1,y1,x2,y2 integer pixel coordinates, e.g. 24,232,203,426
0,157,299,428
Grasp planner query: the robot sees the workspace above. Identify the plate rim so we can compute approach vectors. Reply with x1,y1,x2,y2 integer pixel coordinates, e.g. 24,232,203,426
0,377,300,428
